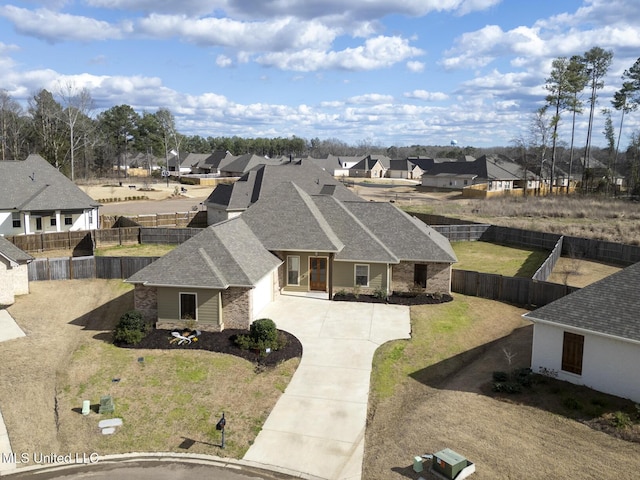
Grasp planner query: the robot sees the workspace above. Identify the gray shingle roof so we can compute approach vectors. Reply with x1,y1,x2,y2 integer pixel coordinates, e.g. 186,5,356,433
0,154,99,211
127,219,282,288
241,182,344,253
205,160,360,211
423,154,527,181
524,262,640,343
340,202,458,263
0,237,33,265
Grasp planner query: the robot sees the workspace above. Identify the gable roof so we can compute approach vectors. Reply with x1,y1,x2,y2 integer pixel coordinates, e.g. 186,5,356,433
423,154,528,181
0,237,33,266
220,154,288,175
0,154,99,211
241,182,345,253
341,202,458,263
524,261,640,343
206,160,360,211
388,159,422,172
350,156,385,171
127,219,282,289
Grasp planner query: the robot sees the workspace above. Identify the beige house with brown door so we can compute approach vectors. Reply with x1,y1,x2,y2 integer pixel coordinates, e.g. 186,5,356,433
129,164,456,332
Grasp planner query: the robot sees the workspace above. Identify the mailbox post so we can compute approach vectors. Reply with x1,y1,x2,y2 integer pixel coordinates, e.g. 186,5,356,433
216,412,226,449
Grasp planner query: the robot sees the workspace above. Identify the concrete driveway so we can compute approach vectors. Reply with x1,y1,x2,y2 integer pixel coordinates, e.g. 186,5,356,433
243,295,410,480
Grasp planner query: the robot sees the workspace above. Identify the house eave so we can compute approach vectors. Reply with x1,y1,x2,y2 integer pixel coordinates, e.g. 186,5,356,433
525,315,640,346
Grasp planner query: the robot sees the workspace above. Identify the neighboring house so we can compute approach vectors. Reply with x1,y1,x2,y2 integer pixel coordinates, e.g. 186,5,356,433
191,150,235,175
307,155,351,177
219,154,289,177
349,155,387,178
524,261,640,403
386,159,424,179
205,160,361,224
0,154,100,236
421,154,534,195
129,180,457,332
0,236,33,305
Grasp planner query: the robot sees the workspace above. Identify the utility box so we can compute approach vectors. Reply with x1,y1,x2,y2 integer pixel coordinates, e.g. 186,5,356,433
433,448,468,479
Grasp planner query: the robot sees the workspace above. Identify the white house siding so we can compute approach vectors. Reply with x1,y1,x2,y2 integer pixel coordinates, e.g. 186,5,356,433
252,270,275,318
207,208,242,226
531,322,640,403
0,261,14,304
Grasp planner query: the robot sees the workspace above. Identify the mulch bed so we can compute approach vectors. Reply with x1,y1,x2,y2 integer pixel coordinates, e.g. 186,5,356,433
333,292,453,305
116,328,302,367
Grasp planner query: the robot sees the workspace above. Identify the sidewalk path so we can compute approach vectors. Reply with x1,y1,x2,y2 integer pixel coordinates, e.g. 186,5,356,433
0,309,25,473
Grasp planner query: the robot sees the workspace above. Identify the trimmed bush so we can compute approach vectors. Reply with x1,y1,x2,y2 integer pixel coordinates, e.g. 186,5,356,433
234,318,286,355
493,371,509,382
114,310,149,345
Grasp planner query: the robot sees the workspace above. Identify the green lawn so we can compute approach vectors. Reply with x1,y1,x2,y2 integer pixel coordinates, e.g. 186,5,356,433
451,241,548,277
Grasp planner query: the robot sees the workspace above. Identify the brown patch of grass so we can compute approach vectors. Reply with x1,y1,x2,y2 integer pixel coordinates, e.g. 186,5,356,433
404,195,640,245
547,257,621,287
1,280,297,462
94,243,177,257
364,294,640,480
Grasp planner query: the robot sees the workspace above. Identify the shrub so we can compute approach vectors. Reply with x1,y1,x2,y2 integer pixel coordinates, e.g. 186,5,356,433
113,310,149,345
492,371,509,382
611,411,631,429
492,382,522,394
235,318,284,355
562,396,583,411
373,288,388,301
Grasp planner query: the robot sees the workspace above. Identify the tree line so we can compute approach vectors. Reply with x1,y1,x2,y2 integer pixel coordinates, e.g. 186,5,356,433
518,47,640,194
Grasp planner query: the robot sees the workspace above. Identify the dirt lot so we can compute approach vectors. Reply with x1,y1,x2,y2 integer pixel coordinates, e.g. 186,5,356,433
364,297,640,480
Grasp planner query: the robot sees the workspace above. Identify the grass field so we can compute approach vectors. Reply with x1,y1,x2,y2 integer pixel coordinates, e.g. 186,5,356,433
2,280,297,460
451,241,548,277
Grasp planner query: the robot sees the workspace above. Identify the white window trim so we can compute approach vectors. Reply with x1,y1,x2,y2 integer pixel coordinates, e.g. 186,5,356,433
179,292,198,321
354,264,369,287
287,255,301,286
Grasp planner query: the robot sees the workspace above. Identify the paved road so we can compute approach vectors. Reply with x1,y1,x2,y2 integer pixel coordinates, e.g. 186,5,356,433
3,457,304,480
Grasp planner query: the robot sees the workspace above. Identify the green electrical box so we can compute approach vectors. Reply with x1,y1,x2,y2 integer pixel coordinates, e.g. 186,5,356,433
433,448,468,479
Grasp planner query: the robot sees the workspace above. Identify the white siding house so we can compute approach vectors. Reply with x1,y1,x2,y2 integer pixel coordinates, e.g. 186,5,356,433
524,261,640,403
0,154,100,236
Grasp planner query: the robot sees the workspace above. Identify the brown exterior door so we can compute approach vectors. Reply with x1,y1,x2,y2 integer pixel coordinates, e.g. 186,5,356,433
309,257,327,291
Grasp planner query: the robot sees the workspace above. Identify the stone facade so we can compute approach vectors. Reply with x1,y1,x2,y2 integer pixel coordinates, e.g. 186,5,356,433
134,285,158,325
221,287,252,330
391,261,451,294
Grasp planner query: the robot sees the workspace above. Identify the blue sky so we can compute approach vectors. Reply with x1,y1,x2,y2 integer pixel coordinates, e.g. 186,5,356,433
1,0,639,149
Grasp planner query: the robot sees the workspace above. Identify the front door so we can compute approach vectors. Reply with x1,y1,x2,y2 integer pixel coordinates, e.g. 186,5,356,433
309,257,327,291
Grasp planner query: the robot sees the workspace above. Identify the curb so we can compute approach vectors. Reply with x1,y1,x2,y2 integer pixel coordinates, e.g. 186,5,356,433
0,452,326,479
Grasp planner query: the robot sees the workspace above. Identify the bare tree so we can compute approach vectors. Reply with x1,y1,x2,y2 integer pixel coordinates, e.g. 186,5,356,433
57,82,94,181
581,47,613,191
565,55,588,194
0,90,25,161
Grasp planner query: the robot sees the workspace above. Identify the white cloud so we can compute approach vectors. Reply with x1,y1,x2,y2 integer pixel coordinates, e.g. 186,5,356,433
406,61,425,72
0,6,128,43
257,36,423,71
216,55,232,67
404,90,449,101
347,94,394,104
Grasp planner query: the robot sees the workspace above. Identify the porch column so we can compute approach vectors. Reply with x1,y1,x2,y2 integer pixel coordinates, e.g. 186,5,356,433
23,212,31,235
328,253,334,299
55,211,61,232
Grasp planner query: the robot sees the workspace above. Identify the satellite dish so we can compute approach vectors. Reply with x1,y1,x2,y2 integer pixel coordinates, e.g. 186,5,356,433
450,139,458,146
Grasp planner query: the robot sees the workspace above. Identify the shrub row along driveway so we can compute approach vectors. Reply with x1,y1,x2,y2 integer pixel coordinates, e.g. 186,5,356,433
243,294,410,480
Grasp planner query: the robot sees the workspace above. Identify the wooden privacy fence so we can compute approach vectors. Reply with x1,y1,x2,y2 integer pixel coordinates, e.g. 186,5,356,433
532,236,564,282
100,210,207,228
451,270,579,308
28,256,158,281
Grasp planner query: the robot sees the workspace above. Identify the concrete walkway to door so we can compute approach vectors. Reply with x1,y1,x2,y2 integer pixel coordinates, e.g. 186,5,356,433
243,295,410,480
